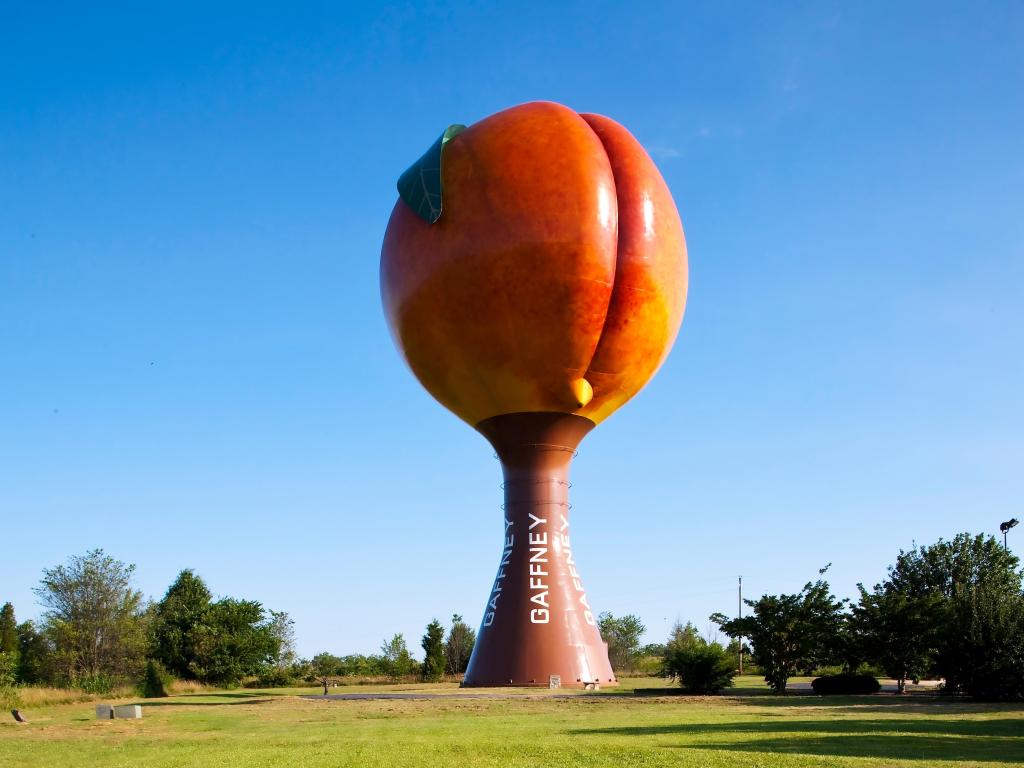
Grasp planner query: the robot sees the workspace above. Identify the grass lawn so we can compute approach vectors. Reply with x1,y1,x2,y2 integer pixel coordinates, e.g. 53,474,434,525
2,676,1021,767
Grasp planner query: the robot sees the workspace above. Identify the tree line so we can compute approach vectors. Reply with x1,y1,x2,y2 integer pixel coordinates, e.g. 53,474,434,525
709,532,1024,701
304,615,476,693
2,530,1021,702
0,549,478,703
0,550,293,701
556,532,1024,701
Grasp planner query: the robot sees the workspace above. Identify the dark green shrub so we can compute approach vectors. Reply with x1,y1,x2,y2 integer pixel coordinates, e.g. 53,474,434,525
421,620,446,682
664,642,736,694
141,659,170,698
811,673,881,695
0,604,17,654
15,621,48,685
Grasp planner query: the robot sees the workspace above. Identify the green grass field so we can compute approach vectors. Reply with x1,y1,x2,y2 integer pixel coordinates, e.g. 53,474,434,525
2,677,1022,767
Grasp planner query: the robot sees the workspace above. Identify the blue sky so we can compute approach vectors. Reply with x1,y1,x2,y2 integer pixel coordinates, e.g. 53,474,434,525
2,2,1022,658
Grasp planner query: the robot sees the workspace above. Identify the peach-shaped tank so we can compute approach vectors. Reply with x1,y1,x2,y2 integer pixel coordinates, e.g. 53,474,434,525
381,101,687,687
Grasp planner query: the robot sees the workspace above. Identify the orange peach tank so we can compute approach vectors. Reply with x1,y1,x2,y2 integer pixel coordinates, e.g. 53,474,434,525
381,101,687,687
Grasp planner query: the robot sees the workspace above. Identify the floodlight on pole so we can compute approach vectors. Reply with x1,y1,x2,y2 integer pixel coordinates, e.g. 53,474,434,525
1000,518,1019,550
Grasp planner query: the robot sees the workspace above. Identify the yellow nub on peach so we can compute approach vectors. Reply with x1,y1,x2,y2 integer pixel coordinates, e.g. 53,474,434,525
570,378,594,409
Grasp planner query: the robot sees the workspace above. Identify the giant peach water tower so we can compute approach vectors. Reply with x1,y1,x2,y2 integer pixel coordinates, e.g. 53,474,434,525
381,101,687,687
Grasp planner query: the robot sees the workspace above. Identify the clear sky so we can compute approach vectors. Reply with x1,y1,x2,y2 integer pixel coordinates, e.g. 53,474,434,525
2,2,1022,659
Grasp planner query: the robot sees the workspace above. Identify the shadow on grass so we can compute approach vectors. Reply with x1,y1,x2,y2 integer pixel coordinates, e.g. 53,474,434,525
571,718,1024,763
575,718,1022,738
632,686,784,697
738,694,1024,715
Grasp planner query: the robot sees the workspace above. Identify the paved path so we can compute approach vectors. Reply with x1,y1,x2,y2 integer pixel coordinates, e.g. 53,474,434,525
304,692,577,701
304,679,944,701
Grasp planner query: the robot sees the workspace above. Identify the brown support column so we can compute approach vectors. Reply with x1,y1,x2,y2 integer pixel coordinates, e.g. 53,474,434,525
462,412,617,688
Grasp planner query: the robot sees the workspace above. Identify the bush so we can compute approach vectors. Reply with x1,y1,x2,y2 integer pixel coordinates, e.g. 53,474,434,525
811,673,881,695
75,673,116,695
141,660,170,698
0,651,17,685
0,650,20,709
632,654,664,677
0,684,21,710
243,667,297,688
664,642,736,694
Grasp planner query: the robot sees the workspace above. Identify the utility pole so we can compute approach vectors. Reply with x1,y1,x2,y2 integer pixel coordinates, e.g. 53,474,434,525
738,575,743,675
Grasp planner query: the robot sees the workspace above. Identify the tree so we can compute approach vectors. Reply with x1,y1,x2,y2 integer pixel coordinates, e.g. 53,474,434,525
0,649,16,688
152,570,214,679
141,659,170,698
0,648,18,710
380,634,417,679
421,619,446,682
712,577,844,694
268,611,297,670
887,533,1019,599
851,583,942,693
953,582,1024,701
151,570,281,686
34,549,148,685
597,613,646,673
335,653,388,677
444,614,476,675
310,652,342,695
15,621,49,684
879,534,1023,698
0,602,17,653
0,602,19,698
724,638,752,669
189,598,280,686
640,642,667,658
664,621,701,655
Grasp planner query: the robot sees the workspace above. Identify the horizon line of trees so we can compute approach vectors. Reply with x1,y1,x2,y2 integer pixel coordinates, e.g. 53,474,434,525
3,530,1022,703
0,549,479,704
707,532,1023,701
0,550,291,703
304,614,476,693
596,532,1023,701
546,532,1024,701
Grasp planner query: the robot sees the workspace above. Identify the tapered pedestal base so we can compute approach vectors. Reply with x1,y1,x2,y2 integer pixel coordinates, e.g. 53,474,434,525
462,412,617,688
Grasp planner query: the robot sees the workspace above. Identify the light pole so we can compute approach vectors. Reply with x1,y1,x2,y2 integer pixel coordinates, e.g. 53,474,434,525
738,575,743,675
1000,518,1019,550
